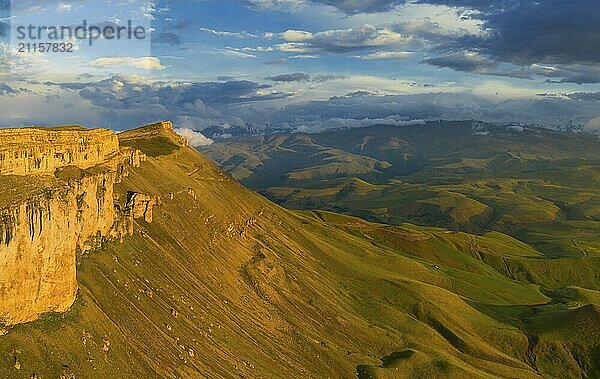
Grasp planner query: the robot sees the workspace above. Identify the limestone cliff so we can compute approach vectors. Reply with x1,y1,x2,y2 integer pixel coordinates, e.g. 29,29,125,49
0,123,170,327
0,127,119,176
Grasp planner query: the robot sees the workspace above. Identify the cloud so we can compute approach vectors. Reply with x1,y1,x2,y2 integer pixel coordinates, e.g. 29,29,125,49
422,52,531,79
534,64,600,85
88,57,166,71
6,72,600,135
267,72,311,82
0,83,19,96
281,30,313,42
57,2,72,13
243,0,305,12
567,92,600,102
266,90,600,130
356,51,413,59
290,55,319,59
175,128,214,146
198,28,261,39
35,75,295,129
266,73,344,82
246,0,597,83
473,1,600,67
246,0,402,13
219,48,258,59
413,0,600,83
312,74,345,82
275,42,314,53
314,0,402,13
279,24,414,53
423,52,495,73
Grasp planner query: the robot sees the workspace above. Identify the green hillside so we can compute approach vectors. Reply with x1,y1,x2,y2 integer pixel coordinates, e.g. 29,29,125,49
1,125,599,377
201,122,600,258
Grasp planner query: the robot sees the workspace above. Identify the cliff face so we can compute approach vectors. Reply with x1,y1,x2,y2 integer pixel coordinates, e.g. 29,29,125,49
0,173,116,326
0,127,119,176
0,124,158,327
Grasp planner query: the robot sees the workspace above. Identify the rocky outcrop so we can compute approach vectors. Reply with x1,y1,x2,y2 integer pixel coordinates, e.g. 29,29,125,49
0,122,177,327
126,192,158,223
0,127,119,176
118,121,188,148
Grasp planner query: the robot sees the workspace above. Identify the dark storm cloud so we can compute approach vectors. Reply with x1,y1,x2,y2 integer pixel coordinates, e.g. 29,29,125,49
250,0,600,83
422,53,531,79
6,75,600,131
40,76,295,129
56,77,292,108
476,1,600,66
267,72,310,82
415,0,600,83
423,53,495,73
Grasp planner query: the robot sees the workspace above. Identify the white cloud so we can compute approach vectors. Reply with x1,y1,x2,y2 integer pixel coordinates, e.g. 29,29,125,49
220,49,259,59
57,3,73,13
276,42,315,53
88,57,166,70
175,128,215,146
290,55,319,59
313,24,408,49
356,51,413,59
277,24,414,53
199,28,261,38
281,30,313,42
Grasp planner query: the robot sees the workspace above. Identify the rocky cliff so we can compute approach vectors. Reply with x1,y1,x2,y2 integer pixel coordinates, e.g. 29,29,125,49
0,123,164,328
0,126,119,176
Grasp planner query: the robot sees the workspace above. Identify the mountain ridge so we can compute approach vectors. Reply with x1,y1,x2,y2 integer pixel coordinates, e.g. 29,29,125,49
0,121,598,378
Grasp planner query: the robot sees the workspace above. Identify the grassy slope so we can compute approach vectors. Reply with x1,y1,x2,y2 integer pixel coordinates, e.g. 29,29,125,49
4,145,595,378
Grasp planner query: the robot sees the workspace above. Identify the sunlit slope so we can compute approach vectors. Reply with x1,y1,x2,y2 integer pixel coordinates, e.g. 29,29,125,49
0,145,598,378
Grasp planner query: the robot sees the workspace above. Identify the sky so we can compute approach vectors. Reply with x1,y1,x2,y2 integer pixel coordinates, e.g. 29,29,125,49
1,0,600,140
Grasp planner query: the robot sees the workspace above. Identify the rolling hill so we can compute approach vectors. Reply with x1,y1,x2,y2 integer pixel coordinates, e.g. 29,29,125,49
0,122,598,378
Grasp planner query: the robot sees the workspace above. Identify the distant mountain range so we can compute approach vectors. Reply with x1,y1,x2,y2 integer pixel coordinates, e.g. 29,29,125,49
198,120,587,142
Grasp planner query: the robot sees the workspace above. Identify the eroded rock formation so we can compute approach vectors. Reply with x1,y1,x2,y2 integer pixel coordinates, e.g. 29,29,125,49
0,127,119,176
0,123,171,327
126,192,158,223
0,173,116,326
